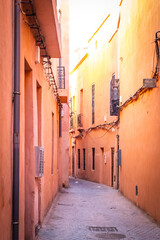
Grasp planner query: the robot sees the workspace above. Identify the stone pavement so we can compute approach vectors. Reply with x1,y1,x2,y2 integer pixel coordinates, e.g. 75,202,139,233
38,178,160,240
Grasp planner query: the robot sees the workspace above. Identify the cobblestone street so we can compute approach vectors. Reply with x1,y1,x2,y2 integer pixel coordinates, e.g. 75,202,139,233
38,178,160,240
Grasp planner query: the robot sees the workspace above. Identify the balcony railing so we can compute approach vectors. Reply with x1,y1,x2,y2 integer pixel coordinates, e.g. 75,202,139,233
57,66,65,89
70,117,73,129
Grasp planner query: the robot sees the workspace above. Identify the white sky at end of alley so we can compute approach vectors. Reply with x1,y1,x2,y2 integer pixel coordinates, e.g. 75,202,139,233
69,0,120,70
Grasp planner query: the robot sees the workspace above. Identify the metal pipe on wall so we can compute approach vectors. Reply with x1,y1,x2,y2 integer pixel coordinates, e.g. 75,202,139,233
12,0,20,239
59,105,62,137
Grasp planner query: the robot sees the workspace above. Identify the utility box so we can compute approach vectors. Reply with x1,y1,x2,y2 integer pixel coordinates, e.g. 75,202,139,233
143,78,156,88
35,146,44,177
118,149,121,166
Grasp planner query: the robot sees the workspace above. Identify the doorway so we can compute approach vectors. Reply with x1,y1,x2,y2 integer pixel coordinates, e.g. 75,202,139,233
35,81,42,234
116,135,119,189
25,59,34,239
100,147,104,183
72,146,74,177
111,147,114,187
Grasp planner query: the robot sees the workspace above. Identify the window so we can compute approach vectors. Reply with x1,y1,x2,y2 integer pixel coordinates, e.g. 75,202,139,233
79,89,83,127
92,84,95,124
83,149,85,170
78,149,80,169
92,148,95,170
80,89,83,115
110,75,119,116
57,66,65,89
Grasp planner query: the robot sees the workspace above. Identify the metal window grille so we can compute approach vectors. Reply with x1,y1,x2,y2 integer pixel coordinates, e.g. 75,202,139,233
57,66,65,89
118,149,121,166
77,114,82,127
92,84,95,124
110,78,119,116
35,146,44,177
70,117,73,129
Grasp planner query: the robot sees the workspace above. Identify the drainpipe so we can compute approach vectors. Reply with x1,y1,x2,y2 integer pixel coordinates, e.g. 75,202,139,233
12,0,20,239
58,9,62,137
59,105,62,137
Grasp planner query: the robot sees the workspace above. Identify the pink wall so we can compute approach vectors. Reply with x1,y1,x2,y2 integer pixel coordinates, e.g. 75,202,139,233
0,0,68,239
19,18,61,239
0,0,13,239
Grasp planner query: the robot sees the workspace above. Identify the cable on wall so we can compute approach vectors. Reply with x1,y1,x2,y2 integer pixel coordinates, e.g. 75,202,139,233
120,31,160,111
153,31,160,79
74,119,119,139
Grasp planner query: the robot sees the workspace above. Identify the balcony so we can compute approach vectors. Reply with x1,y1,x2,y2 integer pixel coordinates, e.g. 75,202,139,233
69,115,75,134
70,117,73,129
34,0,62,57
57,66,68,103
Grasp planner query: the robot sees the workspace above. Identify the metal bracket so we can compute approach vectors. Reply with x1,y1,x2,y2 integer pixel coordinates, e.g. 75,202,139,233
12,91,21,102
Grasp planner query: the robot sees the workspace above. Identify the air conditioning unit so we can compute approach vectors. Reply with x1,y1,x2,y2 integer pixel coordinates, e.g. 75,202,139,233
35,146,44,177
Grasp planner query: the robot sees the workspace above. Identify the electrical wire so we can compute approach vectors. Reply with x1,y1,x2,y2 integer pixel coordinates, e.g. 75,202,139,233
73,119,119,138
120,31,160,111
153,31,160,79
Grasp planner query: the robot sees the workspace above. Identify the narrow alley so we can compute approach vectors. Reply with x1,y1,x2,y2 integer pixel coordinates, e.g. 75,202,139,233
1,1,160,239
38,178,160,240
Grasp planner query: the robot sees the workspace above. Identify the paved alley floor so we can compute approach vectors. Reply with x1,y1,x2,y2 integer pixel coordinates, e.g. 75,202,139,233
38,178,160,240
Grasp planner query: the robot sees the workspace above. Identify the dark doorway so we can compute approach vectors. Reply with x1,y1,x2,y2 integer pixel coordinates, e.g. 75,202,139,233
72,146,74,177
111,148,114,187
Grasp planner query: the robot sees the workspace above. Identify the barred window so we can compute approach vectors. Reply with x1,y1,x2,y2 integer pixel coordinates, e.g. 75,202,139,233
83,149,85,170
78,149,80,169
92,84,95,124
92,148,95,170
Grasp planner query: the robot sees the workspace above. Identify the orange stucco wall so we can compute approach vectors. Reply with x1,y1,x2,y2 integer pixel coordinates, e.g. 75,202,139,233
70,32,119,186
119,0,160,224
70,0,160,225
0,0,13,239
